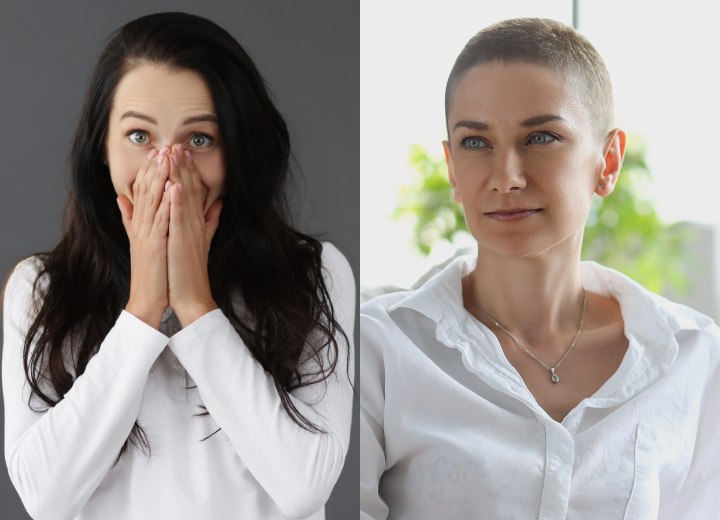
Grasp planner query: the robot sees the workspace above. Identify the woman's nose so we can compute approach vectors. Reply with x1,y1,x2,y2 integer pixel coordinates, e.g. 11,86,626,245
488,148,526,192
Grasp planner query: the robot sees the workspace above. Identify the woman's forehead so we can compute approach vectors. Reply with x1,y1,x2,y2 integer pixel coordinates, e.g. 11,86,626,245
111,64,215,119
448,62,591,130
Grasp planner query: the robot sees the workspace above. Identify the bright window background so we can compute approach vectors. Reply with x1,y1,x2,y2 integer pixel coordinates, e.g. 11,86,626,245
361,0,720,313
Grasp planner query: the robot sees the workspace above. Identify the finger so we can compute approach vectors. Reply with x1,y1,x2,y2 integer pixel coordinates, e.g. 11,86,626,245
132,148,159,202
145,152,170,214
204,198,223,241
172,146,203,216
154,184,171,237
181,149,207,205
143,149,170,227
182,149,202,191
116,195,133,233
133,149,161,224
173,146,195,198
168,144,183,185
169,183,184,230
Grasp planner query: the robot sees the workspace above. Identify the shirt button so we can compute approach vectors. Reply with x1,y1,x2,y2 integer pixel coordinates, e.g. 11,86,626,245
173,361,182,370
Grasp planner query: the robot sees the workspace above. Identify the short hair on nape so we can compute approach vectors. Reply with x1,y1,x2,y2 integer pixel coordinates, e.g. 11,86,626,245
444,18,614,139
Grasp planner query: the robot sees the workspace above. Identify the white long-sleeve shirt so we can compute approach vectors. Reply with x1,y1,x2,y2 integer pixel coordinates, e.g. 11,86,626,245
360,255,720,520
3,242,355,520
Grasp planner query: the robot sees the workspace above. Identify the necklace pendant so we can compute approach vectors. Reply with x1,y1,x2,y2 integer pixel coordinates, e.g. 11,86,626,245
550,368,560,383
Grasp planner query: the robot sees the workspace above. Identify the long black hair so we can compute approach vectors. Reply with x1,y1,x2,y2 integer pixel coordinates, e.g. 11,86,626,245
22,12,348,461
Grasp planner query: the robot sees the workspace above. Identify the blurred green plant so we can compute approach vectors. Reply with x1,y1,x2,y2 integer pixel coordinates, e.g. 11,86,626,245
394,137,689,294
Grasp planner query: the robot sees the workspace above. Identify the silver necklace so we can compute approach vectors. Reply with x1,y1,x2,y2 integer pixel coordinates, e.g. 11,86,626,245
463,276,587,384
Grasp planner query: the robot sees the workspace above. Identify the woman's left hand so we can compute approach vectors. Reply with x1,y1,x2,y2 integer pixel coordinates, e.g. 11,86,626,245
166,144,223,327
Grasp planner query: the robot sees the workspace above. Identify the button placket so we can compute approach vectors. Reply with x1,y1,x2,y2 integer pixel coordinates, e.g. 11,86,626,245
538,421,575,520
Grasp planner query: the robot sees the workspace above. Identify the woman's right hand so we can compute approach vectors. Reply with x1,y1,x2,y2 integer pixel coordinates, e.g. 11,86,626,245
116,146,172,329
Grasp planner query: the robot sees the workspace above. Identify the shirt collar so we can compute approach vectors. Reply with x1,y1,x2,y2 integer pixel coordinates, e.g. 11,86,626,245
387,255,471,334
387,254,712,346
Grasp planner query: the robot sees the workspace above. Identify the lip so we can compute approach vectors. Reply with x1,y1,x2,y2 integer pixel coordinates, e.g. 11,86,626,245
484,208,542,222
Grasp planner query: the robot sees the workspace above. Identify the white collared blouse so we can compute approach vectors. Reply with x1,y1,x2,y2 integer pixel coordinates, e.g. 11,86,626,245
3,243,355,520
360,255,720,520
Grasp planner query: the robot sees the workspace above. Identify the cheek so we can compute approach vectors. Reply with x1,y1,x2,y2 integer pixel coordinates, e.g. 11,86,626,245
108,155,144,198
550,162,596,222
195,152,225,196
452,156,486,190
106,132,147,198
454,163,498,209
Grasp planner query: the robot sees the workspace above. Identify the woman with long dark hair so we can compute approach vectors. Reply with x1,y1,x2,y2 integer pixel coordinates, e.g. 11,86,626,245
2,12,354,519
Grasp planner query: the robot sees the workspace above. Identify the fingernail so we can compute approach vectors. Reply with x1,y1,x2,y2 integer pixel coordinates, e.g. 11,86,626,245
184,150,192,162
171,152,179,166
147,149,158,160
158,153,166,166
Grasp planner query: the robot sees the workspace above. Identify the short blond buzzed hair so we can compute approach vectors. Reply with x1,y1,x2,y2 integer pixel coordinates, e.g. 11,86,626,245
445,18,614,138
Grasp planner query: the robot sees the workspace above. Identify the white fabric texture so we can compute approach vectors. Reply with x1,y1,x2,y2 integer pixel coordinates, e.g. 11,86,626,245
360,254,720,520
3,242,355,520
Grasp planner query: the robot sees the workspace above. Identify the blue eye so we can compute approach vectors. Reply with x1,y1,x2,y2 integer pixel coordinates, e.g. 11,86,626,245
126,130,150,145
460,136,486,150
189,133,215,149
528,132,558,145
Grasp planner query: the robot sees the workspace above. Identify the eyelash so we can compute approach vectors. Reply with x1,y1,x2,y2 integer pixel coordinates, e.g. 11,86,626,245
526,131,562,145
458,131,562,150
458,136,488,150
124,129,217,149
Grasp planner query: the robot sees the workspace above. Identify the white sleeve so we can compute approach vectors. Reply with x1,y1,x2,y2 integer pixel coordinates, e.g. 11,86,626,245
167,242,355,518
2,259,169,520
359,306,390,520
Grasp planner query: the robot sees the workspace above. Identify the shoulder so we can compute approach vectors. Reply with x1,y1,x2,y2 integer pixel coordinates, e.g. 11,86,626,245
320,241,355,290
582,260,716,336
626,288,720,365
319,242,356,325
361,253,470,329
3,256,45,308
2,256,47,340
361,290,411,321
672,305,720,354
360,289,419,360
320,241,351,271
632,282,717,340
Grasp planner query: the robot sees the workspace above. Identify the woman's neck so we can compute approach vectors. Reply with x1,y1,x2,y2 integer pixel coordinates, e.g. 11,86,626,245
465,247,585,358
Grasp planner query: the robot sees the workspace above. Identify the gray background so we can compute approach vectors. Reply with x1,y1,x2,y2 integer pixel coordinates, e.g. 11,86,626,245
0,1,358,518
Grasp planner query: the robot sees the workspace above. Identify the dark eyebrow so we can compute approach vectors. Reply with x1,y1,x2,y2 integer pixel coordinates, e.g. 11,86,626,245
453,120,489,132
521,114,566,127
453,115,566,133
119,110,218,125
120,111,157,124
182,114,218,125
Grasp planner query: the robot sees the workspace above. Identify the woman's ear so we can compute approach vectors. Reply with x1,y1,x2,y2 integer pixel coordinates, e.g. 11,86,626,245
443,140,461,202
595,129,626,197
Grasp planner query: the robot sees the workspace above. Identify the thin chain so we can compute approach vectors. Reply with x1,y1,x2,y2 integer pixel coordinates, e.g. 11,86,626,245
463,276,587,382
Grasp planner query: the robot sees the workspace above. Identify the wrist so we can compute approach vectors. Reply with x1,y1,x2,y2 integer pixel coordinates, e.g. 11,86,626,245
173,299,218,328
125,300,165,330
